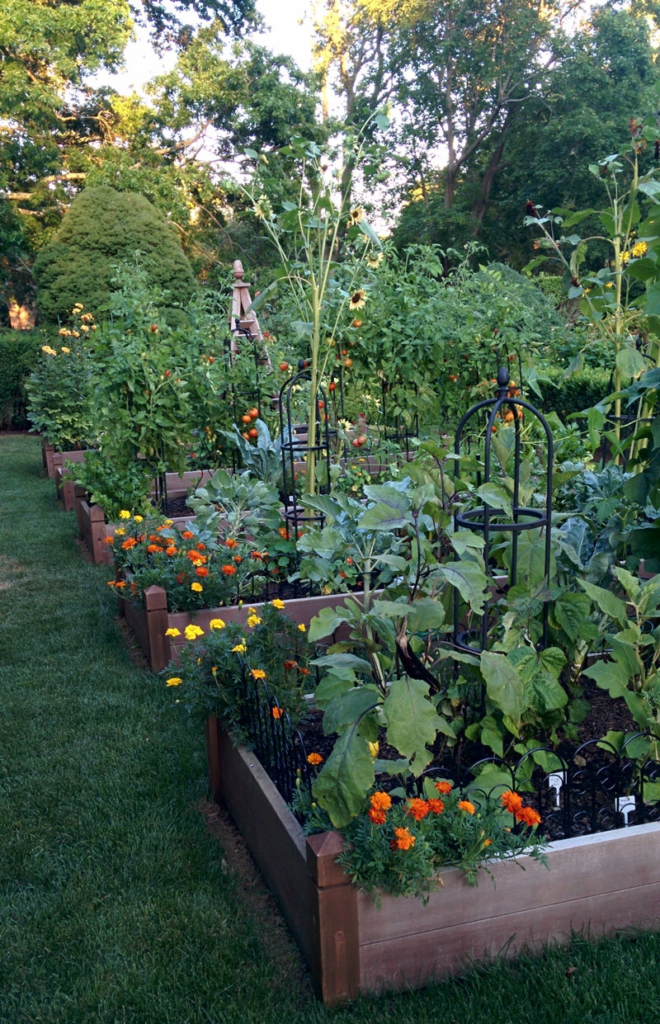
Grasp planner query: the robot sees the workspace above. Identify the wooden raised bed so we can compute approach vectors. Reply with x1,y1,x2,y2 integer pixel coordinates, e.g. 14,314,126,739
76,470,215,564
54,450,89,511
205,719,660,1005
42,440,88,480
120,588,367,672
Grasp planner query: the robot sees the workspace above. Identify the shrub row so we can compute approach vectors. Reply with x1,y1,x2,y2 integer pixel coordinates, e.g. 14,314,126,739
0,330,43,429
536,365,613,420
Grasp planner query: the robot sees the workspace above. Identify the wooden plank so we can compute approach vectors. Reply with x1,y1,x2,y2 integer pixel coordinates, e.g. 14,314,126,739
309,878,360,1004
358,824,660,946
216,732,311,961
307,832,349,889
359,878,660,993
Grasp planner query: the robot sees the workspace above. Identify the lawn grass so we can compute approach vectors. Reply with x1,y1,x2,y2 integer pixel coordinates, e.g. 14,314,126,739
1,433,660,1024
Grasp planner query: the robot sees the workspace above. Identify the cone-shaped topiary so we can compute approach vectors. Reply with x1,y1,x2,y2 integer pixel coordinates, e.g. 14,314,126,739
33,186,196,324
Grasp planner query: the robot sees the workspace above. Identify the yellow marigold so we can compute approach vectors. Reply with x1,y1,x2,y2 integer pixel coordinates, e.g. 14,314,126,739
133,515,143,523
247,614,262,628
184,624,204,641
251,668,266,680
166,677,183,687
114,528,126,537
271,599,285,610
165,627,181,638
458,800,476,815
191,582,203,592
231,643,247,654
60,346,70,354
297,623,306,632
164,519,173,527
119,510,131,520
209,618,226,630
307,752,324,766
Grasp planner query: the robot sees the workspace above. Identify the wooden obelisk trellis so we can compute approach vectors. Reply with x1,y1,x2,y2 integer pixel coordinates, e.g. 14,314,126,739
229,259,271,367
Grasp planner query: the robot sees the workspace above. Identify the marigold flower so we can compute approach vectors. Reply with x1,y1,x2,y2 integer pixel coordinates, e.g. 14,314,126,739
209,618,226,630
370,791,392,812
184,624,204,641
231,643,247,653
247,614,262,628
233,555,242,563
251,550,263,560
222,564,237,576
114,580,126,588
428,798,445,815
191,582,203,592
166,677,183,687
225,538,238,549
107,580,115,586
299,667,311,676
166,547,178,557
391,827,415,851
435,780,453,795
119,510,131,519
307,752,324,766
147,544,164,554
61,345,71,353
297,623,306,632
406,798,430,821
165,628,181,637
195,566,209,577
368,808,387,825
272,599,285,610
500,790,524,815
133,515,143,523
278,526,289,539
284,660,298,670
196,542,206,550
114,528,126,537
252,668,266,680
186,549,204,563
121,537,137,550
164,520,173,527
484,838,493,847
176,573,185,584
516,806,542,827
458,800,476,815
272,706,283,718
103,536,114,545
182,531,194,540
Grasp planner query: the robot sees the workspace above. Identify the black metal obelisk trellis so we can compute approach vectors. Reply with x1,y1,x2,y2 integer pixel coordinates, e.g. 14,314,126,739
453,366,554,653
279,370,332,535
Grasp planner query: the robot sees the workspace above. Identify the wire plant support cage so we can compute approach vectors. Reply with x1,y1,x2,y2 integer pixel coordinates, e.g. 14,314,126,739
453,365,554,654
279,368,333,535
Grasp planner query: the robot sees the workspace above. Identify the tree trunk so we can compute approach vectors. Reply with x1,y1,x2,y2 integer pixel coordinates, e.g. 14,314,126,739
471,136,508,234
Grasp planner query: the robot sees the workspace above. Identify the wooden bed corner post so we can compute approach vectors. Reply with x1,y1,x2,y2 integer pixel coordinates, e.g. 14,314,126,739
306,832,360,1005
204,717,223,803
143,585,170,673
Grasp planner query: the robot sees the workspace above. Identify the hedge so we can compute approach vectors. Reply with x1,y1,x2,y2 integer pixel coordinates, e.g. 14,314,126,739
536,365,613,420
0,330,44,429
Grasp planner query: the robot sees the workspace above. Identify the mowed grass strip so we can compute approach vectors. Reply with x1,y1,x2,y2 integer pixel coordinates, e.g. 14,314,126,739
1,434,660,1024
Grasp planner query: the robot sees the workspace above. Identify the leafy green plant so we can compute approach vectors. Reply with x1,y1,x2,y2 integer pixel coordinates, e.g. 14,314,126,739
26,340,96,449
219,419,283,487
70,451,154,521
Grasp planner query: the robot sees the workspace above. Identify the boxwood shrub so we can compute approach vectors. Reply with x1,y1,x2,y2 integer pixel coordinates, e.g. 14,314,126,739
536,365,613,421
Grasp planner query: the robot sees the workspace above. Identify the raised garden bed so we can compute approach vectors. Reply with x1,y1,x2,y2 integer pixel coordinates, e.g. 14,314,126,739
42,439,89,481
119,588,368,672
205,719,660,1005
54,450,89,511
75,470,215,564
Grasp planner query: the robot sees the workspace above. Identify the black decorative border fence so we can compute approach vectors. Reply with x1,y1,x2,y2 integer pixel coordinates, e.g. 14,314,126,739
233,665,660,840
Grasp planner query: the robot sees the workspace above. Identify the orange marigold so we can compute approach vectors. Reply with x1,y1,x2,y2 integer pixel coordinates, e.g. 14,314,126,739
368,808,387,825
284,660,298,670
516,805,541,827
299,667,311,676
500,790,524,815
182,531,194,540
225,538,238,549
221,564,237,576
250,550,263,560
278,526,289,539
435,780,453,795
121,537,137,550
307,752,324,766
271,706,283,719
186,549,204,563
458,800,476,815
406,798,430,822
147,544,164,554
233,555,242,563
103,536,114,545
391,827,415,851
427,798,445,815
196,542,206,551
166,547,177,557
370,791,392,812
195,566,209,577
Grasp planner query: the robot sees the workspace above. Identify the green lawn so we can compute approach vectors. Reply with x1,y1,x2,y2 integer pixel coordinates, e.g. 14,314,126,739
1,433,660,1024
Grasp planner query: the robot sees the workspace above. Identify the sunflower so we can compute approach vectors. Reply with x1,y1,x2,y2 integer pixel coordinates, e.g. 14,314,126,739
348,207,364,225
348,289,367,310
366,252,384,268
252,195,272,221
